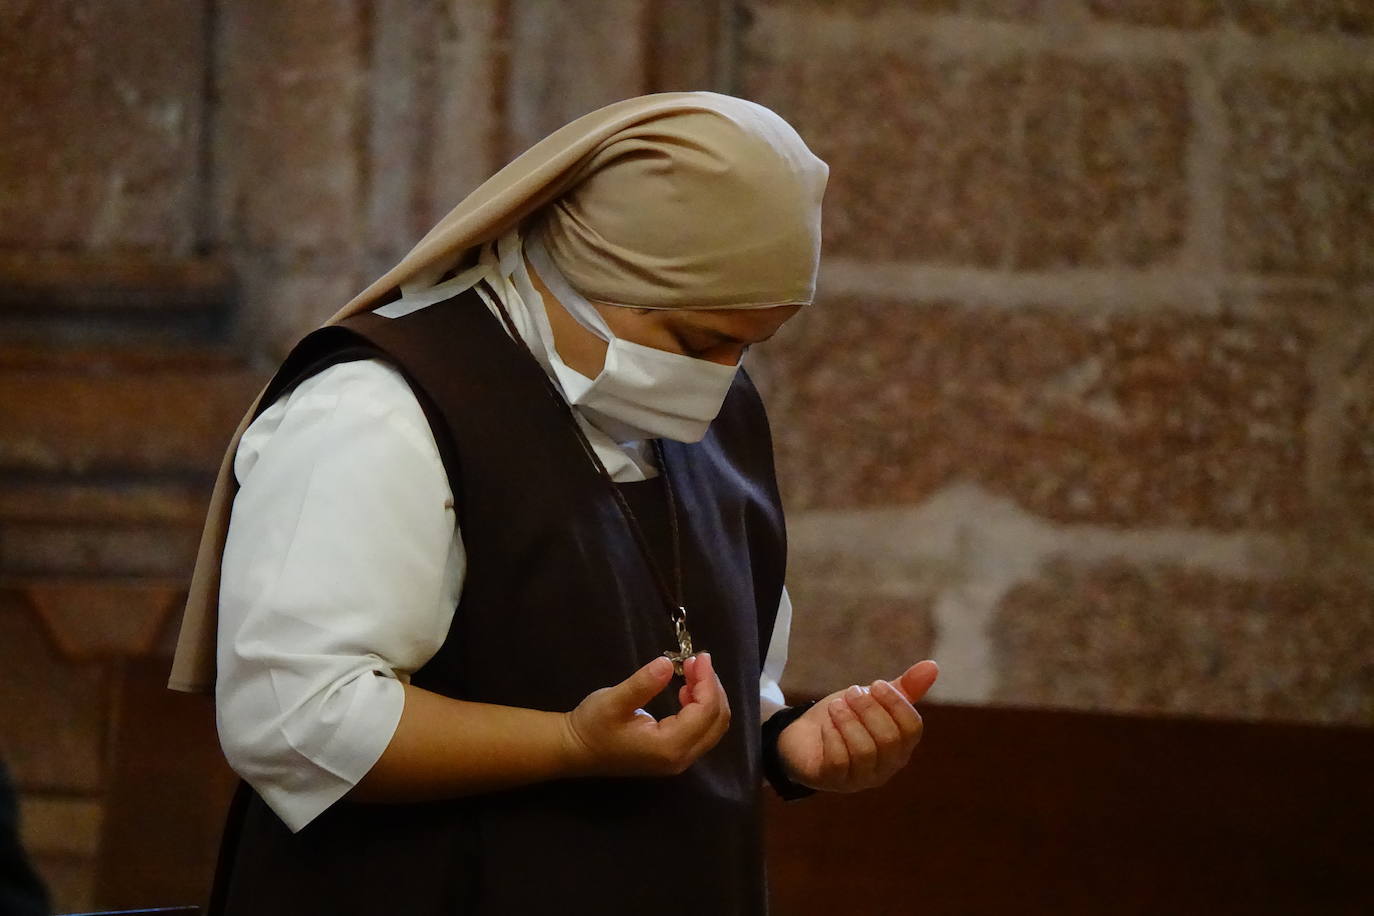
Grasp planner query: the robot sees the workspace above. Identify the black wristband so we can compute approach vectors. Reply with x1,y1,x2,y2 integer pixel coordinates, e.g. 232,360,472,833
761,700,819,801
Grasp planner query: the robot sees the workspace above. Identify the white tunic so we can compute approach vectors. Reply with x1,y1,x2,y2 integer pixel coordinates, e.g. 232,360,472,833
216,242,793,832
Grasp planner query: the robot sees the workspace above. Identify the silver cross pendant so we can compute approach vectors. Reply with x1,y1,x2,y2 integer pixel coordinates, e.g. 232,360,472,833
663,611,695,677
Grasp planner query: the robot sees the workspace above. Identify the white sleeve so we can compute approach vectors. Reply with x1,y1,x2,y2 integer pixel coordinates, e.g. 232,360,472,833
758,586,793,720
216,359,464,833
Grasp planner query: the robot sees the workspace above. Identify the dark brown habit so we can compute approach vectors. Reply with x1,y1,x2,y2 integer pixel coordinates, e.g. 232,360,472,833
209,288,788,915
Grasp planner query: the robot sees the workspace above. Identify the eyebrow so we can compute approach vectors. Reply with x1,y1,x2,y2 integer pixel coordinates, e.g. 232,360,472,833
675,320,778,347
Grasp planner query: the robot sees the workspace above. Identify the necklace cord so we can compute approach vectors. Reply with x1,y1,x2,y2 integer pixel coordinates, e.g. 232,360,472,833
486,287,688,634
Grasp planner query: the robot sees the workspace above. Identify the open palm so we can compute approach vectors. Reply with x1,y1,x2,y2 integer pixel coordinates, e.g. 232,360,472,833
776,660,939,793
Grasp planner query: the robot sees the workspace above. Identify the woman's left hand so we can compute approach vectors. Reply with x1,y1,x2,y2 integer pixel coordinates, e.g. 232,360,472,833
775,659,939,793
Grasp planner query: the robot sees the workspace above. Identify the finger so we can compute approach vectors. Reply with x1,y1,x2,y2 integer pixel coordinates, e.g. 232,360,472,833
895,659,940,704
609,656,674,715
842,685,904,774
829,696,879,787
682,702,731,763
656,704,729,775
682,654,731,755
687,652,726,706
819,706,850,786
677,655,696,708
661,656,726,741
678,653,729,723
872,679,923,758
673,659,730,758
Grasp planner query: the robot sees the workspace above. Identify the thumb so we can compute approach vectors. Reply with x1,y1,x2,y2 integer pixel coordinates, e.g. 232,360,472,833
896,659,940,704
609,656,674,713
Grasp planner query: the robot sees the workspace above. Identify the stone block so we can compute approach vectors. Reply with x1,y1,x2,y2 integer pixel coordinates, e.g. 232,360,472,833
1085,0,1219,29
780,587,938,700
1086,0,1374,34
1344,373,1374,531
215,0,366,256
743,23,1020,267
0,602,106,791
753,298,1310,528
365,0,502,270
424,0,504,221
235,267,363,359
0,525,201,579
650,0,727,92
1225,70,1374,279
989,560,1374,725
1017,56,1189,269
742,26,1188,268
0,252,233,315
0,366,265,475
504,0,650,158
747,0,1042,19
0,1,207,252
1229,0,1374,34
0,481,209,526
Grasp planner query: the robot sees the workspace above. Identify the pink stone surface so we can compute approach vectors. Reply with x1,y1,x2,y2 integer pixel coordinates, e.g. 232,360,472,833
1085,0,1220,28
754,298,1310,528
1017,57,1188,270
0,481,208,526
649,0,727,91
0,524,201,579
743,38,1189,269
1344,376,1374,531
366,0,502,266
504,0,650,159
0,1,207,252
1087,0,1374,34
748,0,1042,18
0,366,266,474
214,0,366,256
780,586,938,699
235,268,363,359
1225,70,1374,280
744,43,1023,267
990,560,1374,725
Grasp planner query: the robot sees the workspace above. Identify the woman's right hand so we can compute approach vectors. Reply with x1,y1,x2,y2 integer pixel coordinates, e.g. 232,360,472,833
561,653,732,778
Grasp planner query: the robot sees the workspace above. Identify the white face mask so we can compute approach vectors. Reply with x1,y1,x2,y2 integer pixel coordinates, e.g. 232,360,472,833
526,236,740,444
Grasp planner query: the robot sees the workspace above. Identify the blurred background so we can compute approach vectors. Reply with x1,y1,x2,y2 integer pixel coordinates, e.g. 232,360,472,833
1,1,1371,913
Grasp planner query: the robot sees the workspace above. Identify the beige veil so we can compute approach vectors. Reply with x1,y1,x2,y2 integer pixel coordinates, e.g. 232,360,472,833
169,91,828,693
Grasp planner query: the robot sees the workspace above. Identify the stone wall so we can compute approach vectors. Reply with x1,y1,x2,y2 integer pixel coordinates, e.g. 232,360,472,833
1,2,723,909
216,0,723,354
1,0,1371,910
741,0,1374,722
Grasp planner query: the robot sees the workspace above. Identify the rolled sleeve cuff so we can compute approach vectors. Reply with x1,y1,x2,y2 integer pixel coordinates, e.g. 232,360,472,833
251,672,406,833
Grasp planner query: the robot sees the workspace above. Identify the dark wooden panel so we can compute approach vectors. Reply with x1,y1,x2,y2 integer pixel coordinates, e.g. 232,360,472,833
766,702,1374,915
90,689,1374,912
95,658,235,912
0,253,231,313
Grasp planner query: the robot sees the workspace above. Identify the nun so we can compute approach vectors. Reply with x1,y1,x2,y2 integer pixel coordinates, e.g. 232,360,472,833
170,91,939,915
